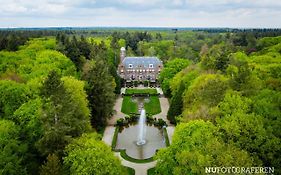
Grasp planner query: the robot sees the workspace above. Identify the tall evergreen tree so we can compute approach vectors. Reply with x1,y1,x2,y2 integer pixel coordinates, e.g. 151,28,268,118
83,59,116,130
37,71,91,156
167,81,185,124
39,154,62,175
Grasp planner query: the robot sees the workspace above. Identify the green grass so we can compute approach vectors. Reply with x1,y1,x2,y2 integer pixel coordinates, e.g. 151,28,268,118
125,88,158,95
119,149,154,163
111,126,119,149
121,96,138,114
163,127,170,146
125,166,135,175
147,167,156,175
144,96,161,115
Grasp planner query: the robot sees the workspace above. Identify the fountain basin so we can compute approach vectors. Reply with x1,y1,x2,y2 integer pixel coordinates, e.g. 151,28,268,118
116,124,166,159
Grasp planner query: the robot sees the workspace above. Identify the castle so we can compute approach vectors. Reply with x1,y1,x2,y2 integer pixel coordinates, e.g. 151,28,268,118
117,47,163,85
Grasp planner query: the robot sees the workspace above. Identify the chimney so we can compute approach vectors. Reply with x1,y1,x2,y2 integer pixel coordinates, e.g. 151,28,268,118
120,47,126,63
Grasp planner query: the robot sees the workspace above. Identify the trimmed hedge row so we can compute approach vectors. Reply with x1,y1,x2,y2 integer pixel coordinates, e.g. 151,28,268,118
125,88,158,95
115,113,167,128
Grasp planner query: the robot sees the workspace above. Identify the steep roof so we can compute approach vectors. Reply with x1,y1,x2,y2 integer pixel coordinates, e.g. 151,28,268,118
122,57,162,68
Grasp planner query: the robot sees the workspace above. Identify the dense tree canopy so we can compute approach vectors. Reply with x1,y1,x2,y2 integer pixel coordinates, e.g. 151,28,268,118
155,121,254,175
64,133,125,175
159,58,190,96
155,34,281,174
0,120,27,175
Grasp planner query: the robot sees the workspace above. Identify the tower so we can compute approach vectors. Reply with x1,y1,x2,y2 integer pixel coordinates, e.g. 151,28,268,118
120,47,126,63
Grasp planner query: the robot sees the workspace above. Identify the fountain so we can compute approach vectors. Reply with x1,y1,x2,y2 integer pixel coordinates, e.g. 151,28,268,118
116,96,166,159
136,109,146,146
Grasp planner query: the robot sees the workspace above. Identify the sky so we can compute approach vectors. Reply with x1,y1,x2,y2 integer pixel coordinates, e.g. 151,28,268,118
0,0,281,28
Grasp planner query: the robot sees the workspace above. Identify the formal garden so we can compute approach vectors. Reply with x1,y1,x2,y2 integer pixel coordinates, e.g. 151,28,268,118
113,88,169,165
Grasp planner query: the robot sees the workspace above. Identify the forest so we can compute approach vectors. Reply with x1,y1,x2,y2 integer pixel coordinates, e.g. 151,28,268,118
0,28,281,174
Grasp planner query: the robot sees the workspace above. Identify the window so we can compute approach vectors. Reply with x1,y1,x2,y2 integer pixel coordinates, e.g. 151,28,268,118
149,64,154,68
129,64,133,68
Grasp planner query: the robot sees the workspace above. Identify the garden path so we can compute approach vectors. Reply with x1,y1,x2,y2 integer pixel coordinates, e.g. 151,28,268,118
107,96,125,126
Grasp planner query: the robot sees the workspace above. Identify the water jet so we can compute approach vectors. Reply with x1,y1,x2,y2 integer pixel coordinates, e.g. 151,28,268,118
136,109,146,146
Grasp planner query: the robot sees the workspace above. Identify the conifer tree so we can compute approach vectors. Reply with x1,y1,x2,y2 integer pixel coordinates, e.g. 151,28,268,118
83,59,116,130
167,81,185,124
40,154,62,175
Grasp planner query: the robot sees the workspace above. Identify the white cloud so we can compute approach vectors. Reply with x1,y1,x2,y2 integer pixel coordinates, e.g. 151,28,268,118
0,0,281,28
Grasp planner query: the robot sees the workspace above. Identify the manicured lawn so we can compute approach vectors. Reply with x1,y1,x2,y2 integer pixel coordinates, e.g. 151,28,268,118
121,96,138,114
147,167,156,175
119,149,154,163
125,166,135,175
126,88,158,95
145,96,161,115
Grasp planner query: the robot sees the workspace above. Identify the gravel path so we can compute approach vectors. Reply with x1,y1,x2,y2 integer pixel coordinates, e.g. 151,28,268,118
102,126,115,145
108,96,125,126
154,97,171,125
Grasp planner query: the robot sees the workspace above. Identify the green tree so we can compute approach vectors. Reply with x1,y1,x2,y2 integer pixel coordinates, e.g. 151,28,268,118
217,91,252,116
216,94,281,171
0,120,27,175
159,58,190,97
182,74,229,122
13,98,44,174
37,71,91,156
217,111,280,168
0,80,30,120
252,89,281,138
83,59,116,130
155,120,254,175
228,53,263,96
64,133,126,175
40,154,62,175
167,81,185,124
201,43,234,72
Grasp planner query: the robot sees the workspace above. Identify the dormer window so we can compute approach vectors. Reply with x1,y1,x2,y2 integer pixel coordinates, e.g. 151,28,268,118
129,64,133,68
149,64,154,68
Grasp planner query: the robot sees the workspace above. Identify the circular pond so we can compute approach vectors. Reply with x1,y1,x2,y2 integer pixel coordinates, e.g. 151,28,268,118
116,124,166,159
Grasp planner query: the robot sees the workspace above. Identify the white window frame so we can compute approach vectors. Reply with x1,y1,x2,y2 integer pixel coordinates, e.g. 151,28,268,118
149,64,154,68
128,64,133,68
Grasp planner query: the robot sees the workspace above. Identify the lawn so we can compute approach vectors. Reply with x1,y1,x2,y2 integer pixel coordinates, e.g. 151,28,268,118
125,166,135,175
121,96,138,114
144,96,161,115
147,167,156,175
125,88,158,95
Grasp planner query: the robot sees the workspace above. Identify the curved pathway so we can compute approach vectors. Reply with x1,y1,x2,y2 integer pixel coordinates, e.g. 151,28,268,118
154,97,171,125
115,152,156,175
103,88,175,175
